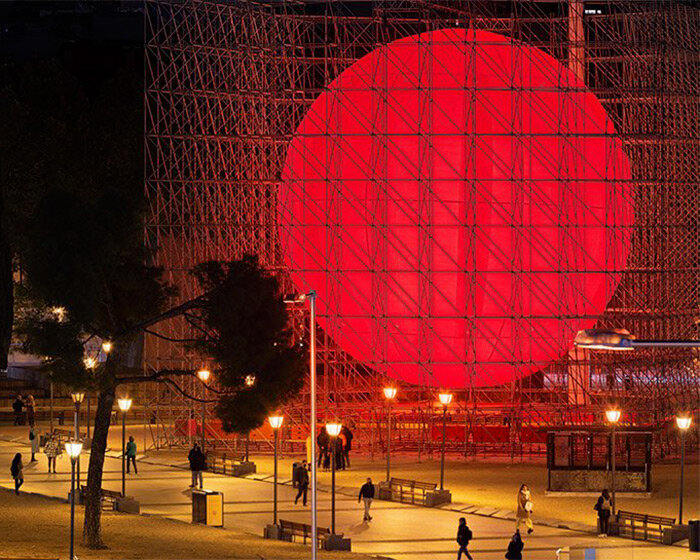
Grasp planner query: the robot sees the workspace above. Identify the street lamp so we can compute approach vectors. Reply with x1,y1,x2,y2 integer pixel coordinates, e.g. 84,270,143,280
197,369,210,451
326,421,343,535
438,392,453,491
284,290,318,560
71,391,85,489
118,397,132,497
65,440,83,560
676,414,692,524
383,387,397,482
268,414,284,526
101,340,113,354
605,407,622,514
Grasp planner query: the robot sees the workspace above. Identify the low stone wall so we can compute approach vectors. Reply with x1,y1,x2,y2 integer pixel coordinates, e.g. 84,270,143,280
549,469,648,492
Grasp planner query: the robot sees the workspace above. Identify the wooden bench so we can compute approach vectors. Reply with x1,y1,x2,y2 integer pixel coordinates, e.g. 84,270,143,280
80,485,122,510
207,452,255,476
279,519,330,546
387,477,437,505
616,510,676,543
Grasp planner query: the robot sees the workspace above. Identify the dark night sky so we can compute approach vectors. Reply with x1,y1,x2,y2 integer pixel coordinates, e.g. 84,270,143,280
1,1,143,95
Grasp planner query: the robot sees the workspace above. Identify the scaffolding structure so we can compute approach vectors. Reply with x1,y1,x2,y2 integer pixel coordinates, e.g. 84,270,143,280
143,0,699,458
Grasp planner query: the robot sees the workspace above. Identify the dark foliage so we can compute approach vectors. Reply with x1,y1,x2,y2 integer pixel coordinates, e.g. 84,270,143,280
190,256,306,433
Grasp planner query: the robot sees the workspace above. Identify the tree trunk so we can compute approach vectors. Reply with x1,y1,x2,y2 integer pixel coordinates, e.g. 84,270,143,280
0,192,13,371
83,385,115,548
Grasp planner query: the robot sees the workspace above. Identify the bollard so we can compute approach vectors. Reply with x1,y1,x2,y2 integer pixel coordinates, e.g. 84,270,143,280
689,519,700,552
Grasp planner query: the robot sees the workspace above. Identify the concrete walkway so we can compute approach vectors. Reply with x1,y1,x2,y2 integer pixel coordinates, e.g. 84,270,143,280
0,433,695,560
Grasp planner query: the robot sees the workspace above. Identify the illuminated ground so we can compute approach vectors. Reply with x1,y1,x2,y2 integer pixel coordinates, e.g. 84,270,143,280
0,423,696,560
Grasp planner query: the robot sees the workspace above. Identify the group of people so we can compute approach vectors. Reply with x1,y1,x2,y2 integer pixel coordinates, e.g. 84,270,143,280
12,394,36,426
316,424,353,471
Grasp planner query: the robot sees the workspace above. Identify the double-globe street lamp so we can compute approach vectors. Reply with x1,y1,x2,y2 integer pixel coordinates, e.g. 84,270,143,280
268,414,284,527
117,397,132,497
326,421,343,535
197,369,211,452
676,414,692,524
605,407,622,514
383,387,397,482
65,440,83,560
438,392,453,491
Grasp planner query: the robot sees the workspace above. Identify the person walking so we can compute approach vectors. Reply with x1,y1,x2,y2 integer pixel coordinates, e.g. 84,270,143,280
594,488,613,537
335,432,345,470
44,431,61,473
505,530,524,560
126,436,138,474
358,477,375,521
12,395,24,426
515,483,534,534
29,427,39,462
188,443,205,488
294,460,309,506
10,453,24,494
25,394,36,427
341,425,353,469
317,429,329,470
456,517,474,560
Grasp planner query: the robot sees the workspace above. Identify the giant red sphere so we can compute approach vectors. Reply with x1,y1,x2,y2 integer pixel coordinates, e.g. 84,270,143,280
279,28,633,388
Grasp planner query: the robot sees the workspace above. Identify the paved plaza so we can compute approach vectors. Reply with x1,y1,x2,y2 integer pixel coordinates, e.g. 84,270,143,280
0,426,696,560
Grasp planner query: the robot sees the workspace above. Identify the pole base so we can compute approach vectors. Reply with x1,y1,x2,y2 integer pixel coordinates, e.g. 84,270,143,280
323,533,351,551
264,523,291,541
115,496,141,514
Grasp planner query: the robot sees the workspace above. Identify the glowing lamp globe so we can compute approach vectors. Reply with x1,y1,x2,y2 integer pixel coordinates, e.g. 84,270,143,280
438,392,453,406
279,28,633,389
65,441,83,459
383,387,398,401
117,398,132,412
605,409,622,424
325,422,343,437
268,415,284,430
676,416,692,431
197,369,211,382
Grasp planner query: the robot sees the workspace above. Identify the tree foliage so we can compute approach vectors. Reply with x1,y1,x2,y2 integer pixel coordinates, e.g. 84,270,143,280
189,256,306,433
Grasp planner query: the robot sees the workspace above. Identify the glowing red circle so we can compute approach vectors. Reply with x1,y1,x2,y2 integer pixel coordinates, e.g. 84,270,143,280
279,28,633,388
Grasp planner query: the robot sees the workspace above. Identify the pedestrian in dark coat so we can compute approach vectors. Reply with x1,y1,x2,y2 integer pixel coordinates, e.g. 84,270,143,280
594,488,613,537
317,429,329,470
358,477,375,521
12,396,24,426
10,453,24,494
456,517,473,560
294,460,309,505
188,443,205,488
25,395,36,426
505,529,524,560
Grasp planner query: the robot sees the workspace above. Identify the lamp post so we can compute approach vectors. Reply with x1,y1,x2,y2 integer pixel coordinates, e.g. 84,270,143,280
676,414,692,524
268,414,284,526
70,391,85,489
326,421,342,535
383,387,397,482
118,398,132,497
84,356,98,440
65,440,83,560
285,290,318,560
197,369,210,451
438,392,453,491
605,408,621,514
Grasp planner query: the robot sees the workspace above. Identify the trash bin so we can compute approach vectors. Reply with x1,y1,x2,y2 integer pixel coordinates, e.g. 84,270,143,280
689,519,700,552
192,489,224,527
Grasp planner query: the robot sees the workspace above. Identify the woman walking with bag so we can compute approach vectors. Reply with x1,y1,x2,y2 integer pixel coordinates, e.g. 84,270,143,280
515,483,534,535
595,488,613,537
